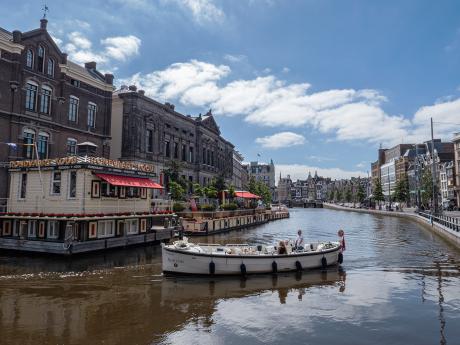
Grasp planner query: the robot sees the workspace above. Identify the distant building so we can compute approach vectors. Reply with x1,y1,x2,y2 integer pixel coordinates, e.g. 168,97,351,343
232,151,245,190
0,19,114,205
244,160,276,199
277,174,292,203
452,132,460,207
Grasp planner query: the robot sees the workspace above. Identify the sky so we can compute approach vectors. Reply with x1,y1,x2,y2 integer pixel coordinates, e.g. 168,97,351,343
2,0,460,181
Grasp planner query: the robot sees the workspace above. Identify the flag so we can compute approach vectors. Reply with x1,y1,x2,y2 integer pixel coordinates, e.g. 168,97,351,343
257,153,261,157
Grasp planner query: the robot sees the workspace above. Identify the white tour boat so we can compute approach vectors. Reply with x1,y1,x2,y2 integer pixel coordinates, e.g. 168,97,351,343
162,238,343,275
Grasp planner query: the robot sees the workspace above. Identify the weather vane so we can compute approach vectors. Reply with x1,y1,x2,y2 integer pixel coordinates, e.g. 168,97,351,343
42,4,49,19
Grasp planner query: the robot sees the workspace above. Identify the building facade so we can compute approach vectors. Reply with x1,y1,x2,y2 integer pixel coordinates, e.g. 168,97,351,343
111,86,234,193
0,19,113,204
452,132,460,208
244,160,276,199
232,150,245,190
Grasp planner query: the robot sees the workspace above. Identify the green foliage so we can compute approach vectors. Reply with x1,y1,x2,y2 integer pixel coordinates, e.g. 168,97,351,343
345,187,352,203
248,179,271,206
164,160,183,183
192,183,205,198
394,176,409,203
228,185,236,198
335,189,343,202
200,204,216,211
221,202,238,210
356,184,366,204
373,178,385,203
169,181,185,201
328,190,335,202
204,185,218,199
212,175,227,193
173,202,185,212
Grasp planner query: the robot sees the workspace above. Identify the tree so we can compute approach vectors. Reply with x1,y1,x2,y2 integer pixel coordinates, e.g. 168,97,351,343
169,181,185,201
328,190,335,202
373,178,385,206
213,175,227,193
345,187,352,203
336,189,343,202
228,185,236,199
256,181,272,206
356,184,366,204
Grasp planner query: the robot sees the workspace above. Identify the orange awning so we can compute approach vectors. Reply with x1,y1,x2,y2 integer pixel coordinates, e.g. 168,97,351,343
95,173,163,189
235,191,261,199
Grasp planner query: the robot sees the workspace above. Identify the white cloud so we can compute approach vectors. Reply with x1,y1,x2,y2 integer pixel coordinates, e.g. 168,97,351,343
120,59,460,146
101,35,141,61
167,0,225,24
62,31,141,68
282,67,290,73
277,164,367,180
224,54,247,63
255,132,306,149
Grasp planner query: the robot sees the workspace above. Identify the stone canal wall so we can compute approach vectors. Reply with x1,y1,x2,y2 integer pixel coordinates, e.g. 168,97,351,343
323,203,460,249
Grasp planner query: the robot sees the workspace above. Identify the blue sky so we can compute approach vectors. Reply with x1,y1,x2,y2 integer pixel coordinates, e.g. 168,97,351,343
3,0,460,180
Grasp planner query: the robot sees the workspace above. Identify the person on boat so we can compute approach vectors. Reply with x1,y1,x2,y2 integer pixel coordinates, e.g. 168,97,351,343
294,229,304,250
278,241,287,255
337,229,346,252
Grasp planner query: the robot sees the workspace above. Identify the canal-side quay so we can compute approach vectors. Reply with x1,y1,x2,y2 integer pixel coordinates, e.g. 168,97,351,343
324,203,460,248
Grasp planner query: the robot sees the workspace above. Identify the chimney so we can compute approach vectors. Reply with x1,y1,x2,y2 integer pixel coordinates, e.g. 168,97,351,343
104,73,114,85
85,61,97,70
128,85,137,92
12,30,21,43
61,53,68,64
138,90,145,96
40,18,48,30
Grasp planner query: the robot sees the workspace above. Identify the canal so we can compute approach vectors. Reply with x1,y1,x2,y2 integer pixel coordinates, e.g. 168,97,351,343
0,208,459,345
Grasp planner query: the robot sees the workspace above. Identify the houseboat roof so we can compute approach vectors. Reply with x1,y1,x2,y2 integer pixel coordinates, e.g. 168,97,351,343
9,156,156,178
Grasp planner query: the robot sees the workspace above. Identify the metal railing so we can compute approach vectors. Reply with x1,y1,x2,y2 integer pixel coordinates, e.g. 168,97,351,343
417,211,460,232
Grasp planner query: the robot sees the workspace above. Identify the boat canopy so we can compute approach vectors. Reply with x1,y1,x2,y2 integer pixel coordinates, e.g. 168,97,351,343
234,191,261,199
95,173,163,189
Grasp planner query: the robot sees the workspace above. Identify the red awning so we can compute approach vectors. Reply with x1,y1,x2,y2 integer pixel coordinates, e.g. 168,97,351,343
234,191,261,199
95,173,163,189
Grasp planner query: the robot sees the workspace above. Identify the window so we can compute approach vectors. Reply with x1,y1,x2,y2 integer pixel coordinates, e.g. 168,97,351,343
71,79,80,87
28,220,37,238
69,171,77,198
19,173,27,199
25,82,38,111
47,58,54,76
87,102,97,128
68,96,79,122
51,171,61,195
97,220,115,238
47,221,59,239
203,148,206,164
67,138,77,155
174,142,178,159
23,129,35,159
37,45,45,73
164,141,170,157
37,132,49,159
39,86,52,114
126,219,139,235
189,147,194,163
146,129,153,152
26,49,34,68
182,144,186,161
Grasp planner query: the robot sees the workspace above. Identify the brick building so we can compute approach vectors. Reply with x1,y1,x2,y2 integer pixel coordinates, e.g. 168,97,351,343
0,18,113,203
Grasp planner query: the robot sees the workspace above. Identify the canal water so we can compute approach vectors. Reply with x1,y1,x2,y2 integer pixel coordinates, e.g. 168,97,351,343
0,208,459,345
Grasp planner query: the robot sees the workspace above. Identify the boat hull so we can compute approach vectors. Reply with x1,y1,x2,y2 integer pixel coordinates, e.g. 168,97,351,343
162,245,341,275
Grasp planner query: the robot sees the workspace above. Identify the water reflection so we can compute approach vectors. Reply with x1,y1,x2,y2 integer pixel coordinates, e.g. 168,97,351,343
0,208,459,345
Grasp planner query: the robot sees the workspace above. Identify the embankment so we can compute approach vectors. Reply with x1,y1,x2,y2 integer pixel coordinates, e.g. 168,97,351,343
323,203,460,249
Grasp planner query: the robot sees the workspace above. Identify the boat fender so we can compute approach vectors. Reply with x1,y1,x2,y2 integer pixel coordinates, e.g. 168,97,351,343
272,261,278,273
209,261,215,275
295,260,302,271
310,243,314,250
338,252,344,264
240,263,247,276
321,257,327,269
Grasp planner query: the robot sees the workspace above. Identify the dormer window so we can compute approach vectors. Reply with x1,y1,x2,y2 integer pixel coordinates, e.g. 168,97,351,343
47,58,54,77
26,49,34,68
37,45,45,73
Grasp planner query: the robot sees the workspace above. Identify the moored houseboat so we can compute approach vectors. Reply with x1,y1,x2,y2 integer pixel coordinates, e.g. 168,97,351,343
0,155,178,255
